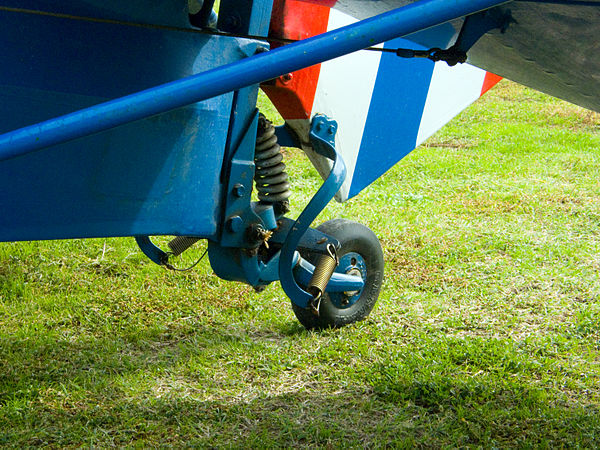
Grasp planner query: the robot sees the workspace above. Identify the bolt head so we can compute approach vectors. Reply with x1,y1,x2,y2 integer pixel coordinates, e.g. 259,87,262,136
227,216,244,233
232,183,245,197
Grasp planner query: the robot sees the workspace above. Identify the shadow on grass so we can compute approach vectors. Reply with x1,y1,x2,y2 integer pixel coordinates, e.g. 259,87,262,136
1,328,599,447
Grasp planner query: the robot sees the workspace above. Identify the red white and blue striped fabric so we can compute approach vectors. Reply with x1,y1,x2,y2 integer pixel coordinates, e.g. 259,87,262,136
262,1,501,201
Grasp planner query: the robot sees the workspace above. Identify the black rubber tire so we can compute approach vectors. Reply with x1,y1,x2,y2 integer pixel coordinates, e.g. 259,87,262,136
291,219,384,330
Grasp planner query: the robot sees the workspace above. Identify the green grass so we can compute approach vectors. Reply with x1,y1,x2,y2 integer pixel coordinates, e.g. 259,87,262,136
1,81,599,447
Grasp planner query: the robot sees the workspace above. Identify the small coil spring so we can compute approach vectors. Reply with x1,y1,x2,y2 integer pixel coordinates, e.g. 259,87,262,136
167,236,201,257
308,244,339,302
254,114,291,204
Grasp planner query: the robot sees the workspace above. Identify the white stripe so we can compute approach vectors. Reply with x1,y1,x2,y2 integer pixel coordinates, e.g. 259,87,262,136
312,9,382,201
416,62,487,145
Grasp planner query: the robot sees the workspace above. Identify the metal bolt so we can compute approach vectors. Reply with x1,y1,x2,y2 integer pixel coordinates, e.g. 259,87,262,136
327,125,336,135
232,183,245,197
252,225,266,240
227,216,244,233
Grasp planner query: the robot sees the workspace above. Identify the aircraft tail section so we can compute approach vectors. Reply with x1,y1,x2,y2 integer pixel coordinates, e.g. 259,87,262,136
262,0,501,202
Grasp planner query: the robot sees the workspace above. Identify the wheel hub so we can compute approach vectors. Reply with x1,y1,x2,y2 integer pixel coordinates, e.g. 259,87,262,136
343,267,363,297
329,252,367,309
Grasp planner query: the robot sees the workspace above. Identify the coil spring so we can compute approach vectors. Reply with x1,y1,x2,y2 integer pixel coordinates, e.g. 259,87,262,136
167,236,200,257
308,244,339,302
254,114,291,205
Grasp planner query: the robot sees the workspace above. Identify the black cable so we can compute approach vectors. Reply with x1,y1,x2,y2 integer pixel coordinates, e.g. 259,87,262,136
164,248,208,272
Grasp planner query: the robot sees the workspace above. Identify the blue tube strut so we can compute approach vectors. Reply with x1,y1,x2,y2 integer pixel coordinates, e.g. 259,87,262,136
0,0,511,161
279,116,348,308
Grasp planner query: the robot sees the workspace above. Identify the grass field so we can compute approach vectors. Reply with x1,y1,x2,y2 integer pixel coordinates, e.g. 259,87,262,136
1,80,599,447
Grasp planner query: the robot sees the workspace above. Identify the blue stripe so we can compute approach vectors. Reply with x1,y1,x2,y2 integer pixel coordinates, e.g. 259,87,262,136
348,24,458,199
349,37,434,198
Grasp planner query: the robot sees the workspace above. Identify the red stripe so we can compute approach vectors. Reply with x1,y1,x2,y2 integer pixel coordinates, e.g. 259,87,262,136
481,72,502,96
261,0,330,120
296,0,337,7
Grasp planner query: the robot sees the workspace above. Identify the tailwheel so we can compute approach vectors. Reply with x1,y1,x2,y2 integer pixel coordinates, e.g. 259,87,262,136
292,219,384,330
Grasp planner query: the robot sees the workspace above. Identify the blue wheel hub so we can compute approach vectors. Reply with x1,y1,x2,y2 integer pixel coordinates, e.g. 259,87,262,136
328,252,367,309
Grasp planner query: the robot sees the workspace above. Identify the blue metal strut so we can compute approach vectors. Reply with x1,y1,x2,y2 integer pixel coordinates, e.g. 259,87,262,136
279,116,347,309
0,0,511,162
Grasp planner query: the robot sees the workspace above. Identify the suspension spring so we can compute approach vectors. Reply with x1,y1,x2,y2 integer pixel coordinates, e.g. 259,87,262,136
308,244,339,304
254,114,291,209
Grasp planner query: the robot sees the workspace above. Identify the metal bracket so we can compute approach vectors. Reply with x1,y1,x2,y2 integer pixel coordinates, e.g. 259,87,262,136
135,235,169,266
220,110,267,248
278,115,347,308
269,217,339,255
395,8,513,66
274,124,303,149
435,8,513,66
217,0,274,36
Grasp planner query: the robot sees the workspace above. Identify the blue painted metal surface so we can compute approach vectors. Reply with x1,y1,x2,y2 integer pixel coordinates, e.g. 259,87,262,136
0,7,251,242
451,9,512,55
252,203,278,232
218,112,264,248
135,0,274,260
258,252,294,284
0,0,279,243
218,0,274,36
207,242,263,285
0,0,511,163
0,0,194,27
279,116,347,308
135,236,169,266
274,125,302,150
214,0,275,250
216,0,273,185
268,218,340,255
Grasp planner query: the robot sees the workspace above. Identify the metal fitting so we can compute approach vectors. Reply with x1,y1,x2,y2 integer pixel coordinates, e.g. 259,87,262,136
226,215,244,233
232,183,245,197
